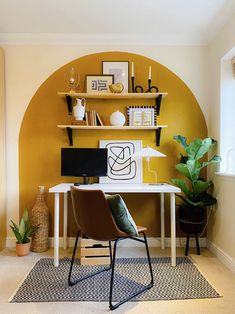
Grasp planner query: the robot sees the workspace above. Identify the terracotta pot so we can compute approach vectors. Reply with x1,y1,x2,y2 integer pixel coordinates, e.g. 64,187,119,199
16,241,31,257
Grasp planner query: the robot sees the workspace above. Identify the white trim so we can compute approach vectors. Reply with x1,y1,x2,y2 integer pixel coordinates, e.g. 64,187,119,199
215,172,235,178
6,236,207,248
207,239,235,273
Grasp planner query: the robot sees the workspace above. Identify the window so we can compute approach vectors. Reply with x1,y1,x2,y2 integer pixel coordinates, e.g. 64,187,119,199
220,49,235,174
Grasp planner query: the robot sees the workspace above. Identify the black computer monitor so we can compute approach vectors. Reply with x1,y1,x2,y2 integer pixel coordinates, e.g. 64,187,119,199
61,148,108,184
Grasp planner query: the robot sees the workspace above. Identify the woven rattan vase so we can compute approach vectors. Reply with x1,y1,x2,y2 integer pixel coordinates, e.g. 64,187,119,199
31,186,49,252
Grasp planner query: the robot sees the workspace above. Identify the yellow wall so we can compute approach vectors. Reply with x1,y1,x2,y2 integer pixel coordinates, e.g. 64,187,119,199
0,47,6,249
19,51,207,237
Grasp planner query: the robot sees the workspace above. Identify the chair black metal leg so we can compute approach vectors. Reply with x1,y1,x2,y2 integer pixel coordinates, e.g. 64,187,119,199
142,232,154,286
68,230,111,286
195,233,200,255
68,229,80,286
185,233,190,256
109,234,154,311
109,241,113,266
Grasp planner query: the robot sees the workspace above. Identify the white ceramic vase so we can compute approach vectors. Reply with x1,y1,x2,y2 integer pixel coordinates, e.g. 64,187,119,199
73,98,86,120
110,110,125,126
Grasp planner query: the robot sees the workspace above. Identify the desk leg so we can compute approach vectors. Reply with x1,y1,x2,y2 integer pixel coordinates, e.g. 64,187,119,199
160,193,165,250
63,192,68,250
54,193,60,267
170,193,176,267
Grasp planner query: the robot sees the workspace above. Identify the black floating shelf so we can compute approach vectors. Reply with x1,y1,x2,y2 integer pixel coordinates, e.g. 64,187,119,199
65,95,73,115
66,127,73,146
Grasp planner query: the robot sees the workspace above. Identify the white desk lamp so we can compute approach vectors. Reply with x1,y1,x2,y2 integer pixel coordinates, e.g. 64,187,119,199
131,146,166,183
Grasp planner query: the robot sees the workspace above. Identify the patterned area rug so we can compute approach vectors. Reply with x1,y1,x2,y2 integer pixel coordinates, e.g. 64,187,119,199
10,257,220,303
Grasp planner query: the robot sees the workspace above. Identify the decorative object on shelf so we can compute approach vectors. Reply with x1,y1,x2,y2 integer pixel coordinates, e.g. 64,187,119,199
64,67,80,93
102,61,129,93
131,146,166,183
127,105,157,126
31,186,49,253
128,107,155,126
9,208,39,257
86,74,114,93
99,140,142,184
110,110,126,126
73,98,86,121
71,119,87,125
131,62,158,93
109,83,124,93
170,135,221,255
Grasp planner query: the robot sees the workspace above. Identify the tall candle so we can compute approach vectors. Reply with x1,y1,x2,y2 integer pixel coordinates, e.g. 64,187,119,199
148,66,152,80
131,62,134,77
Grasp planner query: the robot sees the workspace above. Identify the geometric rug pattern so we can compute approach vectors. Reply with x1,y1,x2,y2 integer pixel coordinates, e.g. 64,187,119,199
10,257,220,303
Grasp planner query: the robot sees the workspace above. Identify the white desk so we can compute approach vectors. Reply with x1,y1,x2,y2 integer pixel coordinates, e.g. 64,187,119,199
49,183,180,267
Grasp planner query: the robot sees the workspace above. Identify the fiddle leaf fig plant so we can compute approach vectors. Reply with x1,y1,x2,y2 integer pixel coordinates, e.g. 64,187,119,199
171,135,221,208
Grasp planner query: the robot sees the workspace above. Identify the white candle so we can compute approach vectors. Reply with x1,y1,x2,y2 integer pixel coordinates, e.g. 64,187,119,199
148,66,152,80
131,62,134,77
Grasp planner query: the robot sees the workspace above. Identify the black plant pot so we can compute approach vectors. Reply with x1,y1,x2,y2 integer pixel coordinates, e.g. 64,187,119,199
178,205,206,234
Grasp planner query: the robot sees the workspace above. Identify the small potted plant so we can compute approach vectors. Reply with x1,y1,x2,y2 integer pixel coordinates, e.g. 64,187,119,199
10,208,39,256
170,135,221,248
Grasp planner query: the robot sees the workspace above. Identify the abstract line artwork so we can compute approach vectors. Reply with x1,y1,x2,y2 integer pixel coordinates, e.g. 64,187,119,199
99,140,142,183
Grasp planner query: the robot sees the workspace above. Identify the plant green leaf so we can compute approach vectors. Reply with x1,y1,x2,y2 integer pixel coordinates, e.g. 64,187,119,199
173,135,188,149
193,180,213,195
10,225,23,243
175,160,201,181
22,208,29,224
170,178,190,196
175,163,191,179
201,155,222,168
19,218,26,239
186,138,213,160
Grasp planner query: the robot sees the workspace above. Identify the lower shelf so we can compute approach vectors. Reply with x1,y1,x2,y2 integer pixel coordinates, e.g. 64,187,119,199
58,125,167,146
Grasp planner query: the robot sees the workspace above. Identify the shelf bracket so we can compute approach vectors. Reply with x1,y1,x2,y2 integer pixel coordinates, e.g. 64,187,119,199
156,127,162,146
65,95,73,115
66,127,73,146
156,94,162,116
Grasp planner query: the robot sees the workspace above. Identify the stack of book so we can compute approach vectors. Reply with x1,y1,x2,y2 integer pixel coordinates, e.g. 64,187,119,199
85,110,104,126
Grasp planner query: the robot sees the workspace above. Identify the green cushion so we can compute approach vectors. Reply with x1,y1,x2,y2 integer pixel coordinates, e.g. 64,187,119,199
105,194,138,236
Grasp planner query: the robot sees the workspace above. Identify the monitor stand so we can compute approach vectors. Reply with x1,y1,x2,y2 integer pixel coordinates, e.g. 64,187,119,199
74,176,90,186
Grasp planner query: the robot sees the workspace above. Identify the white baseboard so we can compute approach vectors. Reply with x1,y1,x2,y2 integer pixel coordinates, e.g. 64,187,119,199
6,236,207,249
207,239,235,273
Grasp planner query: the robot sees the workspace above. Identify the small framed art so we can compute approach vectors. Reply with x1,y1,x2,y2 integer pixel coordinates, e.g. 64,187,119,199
102,61,129,93
128,108,155,126
86,74,114,93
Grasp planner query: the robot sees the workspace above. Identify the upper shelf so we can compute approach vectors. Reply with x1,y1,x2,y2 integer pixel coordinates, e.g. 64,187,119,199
57,92,168,100
58,125,167,130
58,92,168,116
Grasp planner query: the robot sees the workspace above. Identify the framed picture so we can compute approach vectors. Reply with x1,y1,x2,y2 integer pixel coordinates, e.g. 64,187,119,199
99,140,142,184
86,74,114,93
128,108,155,126
102,61,129,93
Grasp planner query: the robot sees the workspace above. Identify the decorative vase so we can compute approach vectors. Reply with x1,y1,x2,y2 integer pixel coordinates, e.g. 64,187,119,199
16,241,31,257
110,110,125,126
73,98,86,121
31,186,49,252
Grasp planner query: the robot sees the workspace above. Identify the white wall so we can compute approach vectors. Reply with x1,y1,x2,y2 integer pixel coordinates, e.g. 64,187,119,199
208,12,235,267
2,43,208,236
0,47,6,249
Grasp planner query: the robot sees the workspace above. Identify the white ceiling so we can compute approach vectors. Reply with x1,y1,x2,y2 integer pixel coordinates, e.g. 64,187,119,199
1,0,235,45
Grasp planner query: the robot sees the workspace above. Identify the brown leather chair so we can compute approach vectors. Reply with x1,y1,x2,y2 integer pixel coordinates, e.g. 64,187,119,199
69,187,154,310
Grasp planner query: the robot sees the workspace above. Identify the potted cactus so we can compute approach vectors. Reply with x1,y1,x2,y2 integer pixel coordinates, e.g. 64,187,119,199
10,208,39,256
